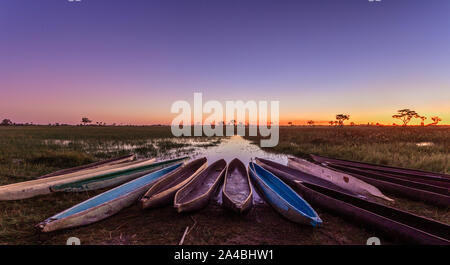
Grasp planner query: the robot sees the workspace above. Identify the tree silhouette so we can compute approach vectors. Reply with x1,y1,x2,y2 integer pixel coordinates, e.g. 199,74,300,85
335,114,350,126
81,117,92,126
307,120,314,126
419,116,427,126
288,121,293,126
328,121,334,126
1,119,13,126
392,109,420,126
430,116,442,125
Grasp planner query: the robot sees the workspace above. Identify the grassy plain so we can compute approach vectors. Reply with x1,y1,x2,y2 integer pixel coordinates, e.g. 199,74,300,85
0,125,448,245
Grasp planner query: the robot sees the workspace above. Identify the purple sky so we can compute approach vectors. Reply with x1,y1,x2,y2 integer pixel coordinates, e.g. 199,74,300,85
1,0,449,125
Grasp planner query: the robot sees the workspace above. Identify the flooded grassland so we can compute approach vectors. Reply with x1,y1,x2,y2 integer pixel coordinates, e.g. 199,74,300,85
0,125,448,245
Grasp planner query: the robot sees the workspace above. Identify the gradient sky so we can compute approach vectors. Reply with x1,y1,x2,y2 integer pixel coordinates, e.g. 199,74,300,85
1,0,449,125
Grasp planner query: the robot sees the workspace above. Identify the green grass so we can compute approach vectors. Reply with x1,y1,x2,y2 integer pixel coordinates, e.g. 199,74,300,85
0,125,448,245
0,126,220,185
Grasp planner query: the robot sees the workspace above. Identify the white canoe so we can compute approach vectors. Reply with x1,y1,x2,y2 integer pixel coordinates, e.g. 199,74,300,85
288,157,393,201
0,158,156,200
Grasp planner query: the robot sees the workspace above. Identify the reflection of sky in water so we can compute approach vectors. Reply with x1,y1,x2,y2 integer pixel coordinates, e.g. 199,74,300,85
188,135,288,205
43,135,289,205
190,135,288,166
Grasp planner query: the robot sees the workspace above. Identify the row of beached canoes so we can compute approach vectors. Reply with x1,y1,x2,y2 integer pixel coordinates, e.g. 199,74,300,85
36,157,322,232
255,157,449,245
1,154,448,244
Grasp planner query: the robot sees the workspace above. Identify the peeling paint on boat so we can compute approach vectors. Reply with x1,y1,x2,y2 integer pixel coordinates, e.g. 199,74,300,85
51,157,188,192
288,157,393,201
248,162,322,227
37,162,184,232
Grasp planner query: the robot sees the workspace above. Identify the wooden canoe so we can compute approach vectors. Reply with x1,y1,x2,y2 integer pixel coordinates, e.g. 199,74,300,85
222,158,253,213
310,154,450,183
248,162,322,227
0,157,157,201
36,154,136,179
322,164,450,208
328,164,449,195
140,157,208,209
255,158,363,198
174,159,226,213
51,157,189,192
288,157,393,201
256,159,449,244
36,163,184,232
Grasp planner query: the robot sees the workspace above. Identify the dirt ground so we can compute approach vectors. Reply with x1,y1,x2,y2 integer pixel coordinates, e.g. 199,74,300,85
2,194,387,245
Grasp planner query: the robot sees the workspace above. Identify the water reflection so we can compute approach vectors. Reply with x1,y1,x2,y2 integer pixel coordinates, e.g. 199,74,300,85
190,135,288,166
188,135,288,205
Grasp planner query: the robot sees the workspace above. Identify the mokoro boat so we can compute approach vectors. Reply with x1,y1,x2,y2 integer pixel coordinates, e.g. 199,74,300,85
37,163,184,232
140,157,208,209
288,157,392,201
248,162,322,227
321,164,450,208
0,157,156,201
51,157,189,192
311,154,450,182
174,159,226,213
256,159,450,244
255,158,363,198
36,154,136,179
222,158,253,213
328,164,449,195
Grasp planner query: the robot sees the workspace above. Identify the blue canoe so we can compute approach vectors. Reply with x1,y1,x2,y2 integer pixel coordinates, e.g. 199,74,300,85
37,162,184,232
248,162,322,227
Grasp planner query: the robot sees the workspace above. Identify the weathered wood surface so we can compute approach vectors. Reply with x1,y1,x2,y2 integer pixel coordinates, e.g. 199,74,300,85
36,163,184,232
174,159,226,213
222,158,253,214
288,157,392,201
140,157,208,209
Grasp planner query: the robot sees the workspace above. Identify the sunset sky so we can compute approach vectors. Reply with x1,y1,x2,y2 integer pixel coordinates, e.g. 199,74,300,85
1,0,449,125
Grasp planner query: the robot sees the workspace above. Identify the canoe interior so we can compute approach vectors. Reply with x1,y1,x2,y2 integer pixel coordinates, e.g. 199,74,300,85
176,159,226,204
255,157,361,197
300,181,450,241
149,157,207,195
51,163,183,220
249,162,318,220
224,159,251,203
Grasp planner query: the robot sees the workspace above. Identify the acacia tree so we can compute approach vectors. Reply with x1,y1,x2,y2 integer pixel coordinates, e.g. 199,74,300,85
1,119,13,126
328,121,334,126
288,121,293,126
392,109,420,126
335,114,350,126
419,116,427,126
81,117,92,126
431,116,442,125
307,120,314,126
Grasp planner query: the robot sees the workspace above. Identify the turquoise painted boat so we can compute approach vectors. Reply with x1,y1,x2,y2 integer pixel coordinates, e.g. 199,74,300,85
51,157,188,192
37,162,184,232
248,162,322,227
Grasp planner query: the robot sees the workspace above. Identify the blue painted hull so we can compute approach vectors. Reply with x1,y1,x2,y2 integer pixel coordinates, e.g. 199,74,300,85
37,162,183,232
248,162,322,227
